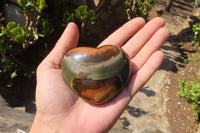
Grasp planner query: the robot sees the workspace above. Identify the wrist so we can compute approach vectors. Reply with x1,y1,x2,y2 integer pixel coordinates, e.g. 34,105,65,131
29,114,61,133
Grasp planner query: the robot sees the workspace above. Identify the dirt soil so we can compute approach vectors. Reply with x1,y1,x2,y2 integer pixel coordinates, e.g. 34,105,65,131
159,0,200,132
165,45,200,133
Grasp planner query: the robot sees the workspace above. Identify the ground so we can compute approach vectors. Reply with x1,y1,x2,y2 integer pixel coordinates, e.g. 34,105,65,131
166,44,200,133
165,33,200,132
112,0,200,132
161,0,200,132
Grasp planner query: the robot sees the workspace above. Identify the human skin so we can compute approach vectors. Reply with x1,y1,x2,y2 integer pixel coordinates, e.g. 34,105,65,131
30,17,169,133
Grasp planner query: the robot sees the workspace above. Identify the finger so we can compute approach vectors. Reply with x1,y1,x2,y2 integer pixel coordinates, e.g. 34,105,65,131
127,51,164,96
44,23,79,67
122,17,165,58
131,27,169,72
98,17,145,47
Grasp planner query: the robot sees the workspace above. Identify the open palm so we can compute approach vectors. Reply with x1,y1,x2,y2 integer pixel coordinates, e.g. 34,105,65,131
30,17,169,133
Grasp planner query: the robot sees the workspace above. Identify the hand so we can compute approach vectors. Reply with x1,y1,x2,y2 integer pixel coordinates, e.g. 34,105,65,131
30,17,169,133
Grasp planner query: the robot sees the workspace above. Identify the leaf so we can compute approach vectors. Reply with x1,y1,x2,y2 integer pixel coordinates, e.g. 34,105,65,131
11,71,17,79
41,19,54,35
63,10,74,23
11,27,22,35
125,3,131,9
25,2,35,10
39,0,47,10
7,22,18,30
14,34,26,43
24,71,35,79
38,33,45,37
10,27,26,43
18,0,28,8
7,82,13,88
31,28,38,40
0,26,5,36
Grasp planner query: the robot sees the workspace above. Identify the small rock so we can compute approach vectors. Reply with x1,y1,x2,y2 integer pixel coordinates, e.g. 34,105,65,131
13,107,25,112
15,129,27,133
133,126,172,133
3,3,26,26
192,7,200,17
109,128,133,133
197,125,200,133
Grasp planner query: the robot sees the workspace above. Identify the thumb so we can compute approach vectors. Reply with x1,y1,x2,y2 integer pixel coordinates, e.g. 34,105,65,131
44,22,79,67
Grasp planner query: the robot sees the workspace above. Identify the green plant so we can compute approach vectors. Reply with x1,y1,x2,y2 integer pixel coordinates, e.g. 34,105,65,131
192,22,200,44
177,73,200,120
63,5,96,35
18,0,54,47
184,55,200,64
194,0,200,9
125,0,156,20
0,0,53,87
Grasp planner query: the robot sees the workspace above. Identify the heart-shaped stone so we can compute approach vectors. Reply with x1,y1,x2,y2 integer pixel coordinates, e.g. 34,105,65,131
62,45,131,104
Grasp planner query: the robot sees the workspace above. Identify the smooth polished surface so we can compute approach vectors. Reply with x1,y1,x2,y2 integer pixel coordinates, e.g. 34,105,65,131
62,45,131,104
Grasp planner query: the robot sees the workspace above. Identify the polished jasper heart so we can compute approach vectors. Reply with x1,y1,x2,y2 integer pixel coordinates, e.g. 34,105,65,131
62,45,131,104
